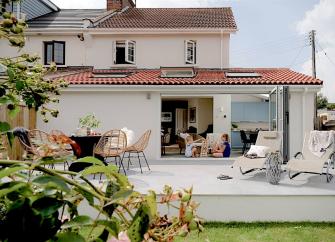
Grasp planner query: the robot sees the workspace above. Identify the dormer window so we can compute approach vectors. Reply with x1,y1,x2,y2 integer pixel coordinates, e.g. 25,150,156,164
44,41,65,65
113,40,136,65
185,40,197,65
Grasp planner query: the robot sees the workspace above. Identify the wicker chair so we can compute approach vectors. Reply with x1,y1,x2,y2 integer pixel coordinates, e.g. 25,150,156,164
17,129,65,169
124,130,151,173
94,129,127,175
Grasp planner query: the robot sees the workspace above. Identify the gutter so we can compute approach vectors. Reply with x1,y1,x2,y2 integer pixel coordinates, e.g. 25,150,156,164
25,28,238,35
62,84,322,93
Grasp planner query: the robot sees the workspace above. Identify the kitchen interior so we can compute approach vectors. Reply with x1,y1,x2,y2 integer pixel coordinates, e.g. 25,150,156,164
230,94,269,151
161,94,271,158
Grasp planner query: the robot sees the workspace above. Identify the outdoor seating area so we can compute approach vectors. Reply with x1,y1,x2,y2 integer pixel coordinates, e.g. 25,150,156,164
11,127,152,175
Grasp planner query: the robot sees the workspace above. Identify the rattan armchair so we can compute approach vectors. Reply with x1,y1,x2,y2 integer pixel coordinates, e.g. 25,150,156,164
17,129,68,169
94,129,127,175
124,130,151,173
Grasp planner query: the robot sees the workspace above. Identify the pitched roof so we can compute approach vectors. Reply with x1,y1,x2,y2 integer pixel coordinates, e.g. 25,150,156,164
27,9,106,29
95,8,237,30
55,68,322,86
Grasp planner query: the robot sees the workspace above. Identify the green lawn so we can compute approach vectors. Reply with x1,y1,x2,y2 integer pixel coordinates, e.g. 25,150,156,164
176,222,335,242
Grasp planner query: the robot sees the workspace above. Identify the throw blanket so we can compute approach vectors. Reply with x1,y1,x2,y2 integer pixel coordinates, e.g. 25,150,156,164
308,130,335,157
12,127,31,147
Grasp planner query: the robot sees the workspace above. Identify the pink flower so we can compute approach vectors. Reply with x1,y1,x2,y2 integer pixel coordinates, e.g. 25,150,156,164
108,232,130,242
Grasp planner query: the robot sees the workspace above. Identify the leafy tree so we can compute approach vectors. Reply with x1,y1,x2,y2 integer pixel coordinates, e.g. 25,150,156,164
327,103,335,110
0,0,67,131
316,93,328,110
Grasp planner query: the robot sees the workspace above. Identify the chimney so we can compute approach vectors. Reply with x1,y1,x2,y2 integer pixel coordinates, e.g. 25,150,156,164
107,0,135,11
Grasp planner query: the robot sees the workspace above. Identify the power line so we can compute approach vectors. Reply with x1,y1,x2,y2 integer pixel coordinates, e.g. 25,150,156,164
231,35,308,55
288,45,307,68
316,40,335,67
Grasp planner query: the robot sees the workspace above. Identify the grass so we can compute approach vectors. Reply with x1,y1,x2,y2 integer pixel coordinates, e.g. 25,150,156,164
176,222,335,242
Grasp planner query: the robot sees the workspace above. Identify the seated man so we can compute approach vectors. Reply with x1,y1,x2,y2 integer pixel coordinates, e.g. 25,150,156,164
212,134,231,158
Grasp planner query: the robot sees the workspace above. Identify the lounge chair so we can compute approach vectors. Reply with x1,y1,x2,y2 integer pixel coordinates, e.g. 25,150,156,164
286,131,335,183
233,131,282,175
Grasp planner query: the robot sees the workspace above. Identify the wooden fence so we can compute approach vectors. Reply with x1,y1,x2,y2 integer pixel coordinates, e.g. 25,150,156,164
0,105,36,160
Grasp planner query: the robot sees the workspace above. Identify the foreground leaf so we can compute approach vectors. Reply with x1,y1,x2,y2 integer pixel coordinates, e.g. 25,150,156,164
61,215,93,229
56,232,86,242
33,175,70,193
0,166,27,179
32,197,64,216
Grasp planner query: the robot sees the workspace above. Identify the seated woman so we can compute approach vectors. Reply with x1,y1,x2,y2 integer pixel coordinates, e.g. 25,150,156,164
212,134,231,158
185,135,199,158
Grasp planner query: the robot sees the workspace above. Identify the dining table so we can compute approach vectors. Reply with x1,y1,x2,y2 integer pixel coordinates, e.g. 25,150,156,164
69,135,102,172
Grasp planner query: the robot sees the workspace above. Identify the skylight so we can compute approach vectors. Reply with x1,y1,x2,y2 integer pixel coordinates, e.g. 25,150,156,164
92,72,131,78
225,72,262,78
160,67,195,78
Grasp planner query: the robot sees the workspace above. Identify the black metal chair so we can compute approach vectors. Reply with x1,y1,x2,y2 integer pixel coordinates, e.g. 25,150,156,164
240,130,252,154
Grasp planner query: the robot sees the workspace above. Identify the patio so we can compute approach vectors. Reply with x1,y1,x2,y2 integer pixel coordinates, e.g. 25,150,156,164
115,159,335,222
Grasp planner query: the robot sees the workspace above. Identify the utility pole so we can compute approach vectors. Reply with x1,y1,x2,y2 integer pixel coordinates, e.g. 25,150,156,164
309,30,317,78
309,30,318,129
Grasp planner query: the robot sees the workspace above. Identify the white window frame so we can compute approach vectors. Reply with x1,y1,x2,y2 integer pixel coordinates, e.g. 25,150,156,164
125,40,136,64
113,40,136,65
185,40,197,65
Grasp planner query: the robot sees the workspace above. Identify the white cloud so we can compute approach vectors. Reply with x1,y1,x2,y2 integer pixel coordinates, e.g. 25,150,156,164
297,0,335,102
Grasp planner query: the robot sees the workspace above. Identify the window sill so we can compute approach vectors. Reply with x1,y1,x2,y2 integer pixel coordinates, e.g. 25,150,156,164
111,64,137,68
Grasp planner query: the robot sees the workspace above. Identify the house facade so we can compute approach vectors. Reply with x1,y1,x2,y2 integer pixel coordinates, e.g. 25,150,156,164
0,0,322,161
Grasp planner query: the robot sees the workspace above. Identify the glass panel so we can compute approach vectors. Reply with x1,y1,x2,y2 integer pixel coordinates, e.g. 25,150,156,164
46,44,53,64
187,42,194,63
269,87,277,131
54,42,64,64
127,41,135,63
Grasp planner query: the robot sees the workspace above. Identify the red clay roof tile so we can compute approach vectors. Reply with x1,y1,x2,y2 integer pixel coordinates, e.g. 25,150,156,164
95,8,237,30
59,68,322,86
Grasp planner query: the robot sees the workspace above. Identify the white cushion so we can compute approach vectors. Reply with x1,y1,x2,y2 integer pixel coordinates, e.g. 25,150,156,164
247,145,271,158
121,127,134,146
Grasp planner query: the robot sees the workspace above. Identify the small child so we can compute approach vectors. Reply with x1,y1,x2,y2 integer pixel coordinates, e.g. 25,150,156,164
213,134,231,158
185,135,199,158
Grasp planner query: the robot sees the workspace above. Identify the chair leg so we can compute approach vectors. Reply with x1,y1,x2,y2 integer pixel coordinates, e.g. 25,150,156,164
127,152,131,170
242,143,246,154
142,151,150,171
118,155,126,175
137,152,143,174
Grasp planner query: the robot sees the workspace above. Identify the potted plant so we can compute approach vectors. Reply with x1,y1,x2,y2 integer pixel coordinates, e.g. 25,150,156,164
79,113,101,135
232,123,239,131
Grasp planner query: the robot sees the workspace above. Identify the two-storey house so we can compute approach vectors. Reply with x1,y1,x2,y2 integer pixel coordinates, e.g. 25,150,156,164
0,0,322,161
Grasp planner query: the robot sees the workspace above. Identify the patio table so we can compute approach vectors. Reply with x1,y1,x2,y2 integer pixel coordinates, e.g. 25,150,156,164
69,135,102,172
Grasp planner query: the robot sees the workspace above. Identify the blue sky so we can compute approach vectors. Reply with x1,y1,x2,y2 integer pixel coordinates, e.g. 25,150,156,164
52,0,335,101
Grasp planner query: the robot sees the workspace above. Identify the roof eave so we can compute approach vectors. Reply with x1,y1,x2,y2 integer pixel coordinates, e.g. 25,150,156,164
39,0,60,12
26,27,238,35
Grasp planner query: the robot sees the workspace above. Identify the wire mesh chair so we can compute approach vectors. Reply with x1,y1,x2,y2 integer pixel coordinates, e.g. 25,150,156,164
125,130,151,173
94,129,127,175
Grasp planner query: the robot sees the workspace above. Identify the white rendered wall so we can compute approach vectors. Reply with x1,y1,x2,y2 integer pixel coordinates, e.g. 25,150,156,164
0,35,86,67
0,33,230,69
213,94,231,137
37,91,161,160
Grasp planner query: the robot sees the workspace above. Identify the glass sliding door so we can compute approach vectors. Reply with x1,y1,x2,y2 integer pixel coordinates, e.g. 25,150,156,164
268,86,290,161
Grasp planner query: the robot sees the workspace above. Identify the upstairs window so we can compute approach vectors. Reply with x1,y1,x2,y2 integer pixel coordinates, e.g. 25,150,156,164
185,40,197,65
113,40,136,65
44,41,65,65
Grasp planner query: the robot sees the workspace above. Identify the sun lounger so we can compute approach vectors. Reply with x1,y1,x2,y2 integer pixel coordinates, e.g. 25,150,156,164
233,131,282,175
286,131,335,183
